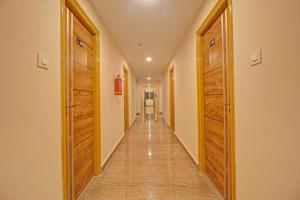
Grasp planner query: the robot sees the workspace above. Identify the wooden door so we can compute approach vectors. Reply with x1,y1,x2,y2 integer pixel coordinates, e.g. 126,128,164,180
66,11,95,200
170,68,175,129
202,12,229,198
123,68,129,131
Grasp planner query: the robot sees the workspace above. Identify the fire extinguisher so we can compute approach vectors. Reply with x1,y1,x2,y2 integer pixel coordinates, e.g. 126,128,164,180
114,74,122,95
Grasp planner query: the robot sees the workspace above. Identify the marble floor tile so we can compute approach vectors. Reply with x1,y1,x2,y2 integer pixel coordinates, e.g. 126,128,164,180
80,116,217,200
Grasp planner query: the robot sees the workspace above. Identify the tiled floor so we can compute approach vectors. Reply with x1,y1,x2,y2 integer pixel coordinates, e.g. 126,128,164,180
81,115,217,200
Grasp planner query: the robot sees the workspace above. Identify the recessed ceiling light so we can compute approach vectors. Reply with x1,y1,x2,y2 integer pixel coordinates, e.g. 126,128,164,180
146,57,152,62
147,77,151,80
137,43,143,47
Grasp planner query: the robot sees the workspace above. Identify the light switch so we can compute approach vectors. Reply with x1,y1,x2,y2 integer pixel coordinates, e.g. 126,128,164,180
249,49,262,66
37,52,49,69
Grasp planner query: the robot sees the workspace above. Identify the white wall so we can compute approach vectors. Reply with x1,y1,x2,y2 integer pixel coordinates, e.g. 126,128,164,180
162,0,300,199
0,0,136,199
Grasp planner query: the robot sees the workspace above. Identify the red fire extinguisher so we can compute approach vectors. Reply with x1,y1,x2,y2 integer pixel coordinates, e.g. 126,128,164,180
114,74,122,95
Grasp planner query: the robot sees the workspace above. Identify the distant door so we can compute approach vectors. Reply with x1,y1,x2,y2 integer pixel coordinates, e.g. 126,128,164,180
123,67,129,131
201,11,231,198
169,67,175,129
144,91,155,107
66,10,95,200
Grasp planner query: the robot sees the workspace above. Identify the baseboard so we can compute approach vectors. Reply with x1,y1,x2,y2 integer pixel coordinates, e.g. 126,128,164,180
100,134,125,173
162,116,170,127
129,115,137,128
174,133,199,169
203,173,224,200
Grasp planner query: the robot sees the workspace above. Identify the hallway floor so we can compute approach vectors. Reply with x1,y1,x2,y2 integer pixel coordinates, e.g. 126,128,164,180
81,116,217,200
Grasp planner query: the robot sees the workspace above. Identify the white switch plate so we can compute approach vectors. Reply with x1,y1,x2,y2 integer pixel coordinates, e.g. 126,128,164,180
250,49,262,66
37,52,49,69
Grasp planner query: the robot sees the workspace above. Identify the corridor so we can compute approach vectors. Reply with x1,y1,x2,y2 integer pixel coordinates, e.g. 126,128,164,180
80,117,217,200
1,0,300,200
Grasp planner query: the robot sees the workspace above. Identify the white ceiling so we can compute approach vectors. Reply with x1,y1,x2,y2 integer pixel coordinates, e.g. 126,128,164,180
89,0,204,80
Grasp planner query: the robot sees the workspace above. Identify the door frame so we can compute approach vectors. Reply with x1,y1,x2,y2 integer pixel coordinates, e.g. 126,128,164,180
123,66,129,131
61,0,101,199
169,65,175,129
196,0,235,199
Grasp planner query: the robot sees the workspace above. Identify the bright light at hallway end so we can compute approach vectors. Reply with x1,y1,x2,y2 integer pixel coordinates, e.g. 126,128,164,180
147,77,151,80
145,56,152,62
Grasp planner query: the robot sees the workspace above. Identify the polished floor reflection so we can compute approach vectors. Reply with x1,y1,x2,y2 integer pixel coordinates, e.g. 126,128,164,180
81,117,217,200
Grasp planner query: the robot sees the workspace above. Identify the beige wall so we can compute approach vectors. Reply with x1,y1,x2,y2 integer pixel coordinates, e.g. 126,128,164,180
162,0,218,163
66,0,137,167
0,0,62,199
233,0,300,199
128,68,137,126
163,0,300,199
0,0,136,199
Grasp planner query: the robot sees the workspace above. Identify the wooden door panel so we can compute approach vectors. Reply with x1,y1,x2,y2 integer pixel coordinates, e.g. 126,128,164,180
205,138,224,171
205,153,224,183
74,159,94,199
204,94,224,121
73,136,94,175
73,62,94,91
203,16,222,52
73,17,93,48
73,37,93,71
204,67,223,95
203,40,223,74
73,90,93,118
205,141,224,194
68,14,95,200
204,117,224,150
203,13,226,198
206,160,224,197
73,115,94,146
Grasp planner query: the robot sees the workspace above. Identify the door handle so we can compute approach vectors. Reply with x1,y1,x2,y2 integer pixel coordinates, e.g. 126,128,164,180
76,37,84,47
209,38,215,48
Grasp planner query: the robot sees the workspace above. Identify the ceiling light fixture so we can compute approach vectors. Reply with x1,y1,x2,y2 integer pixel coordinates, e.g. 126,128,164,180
146,56,152,62
147,77,151,80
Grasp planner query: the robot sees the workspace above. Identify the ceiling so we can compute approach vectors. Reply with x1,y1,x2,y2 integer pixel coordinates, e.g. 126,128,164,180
89,0,204,80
